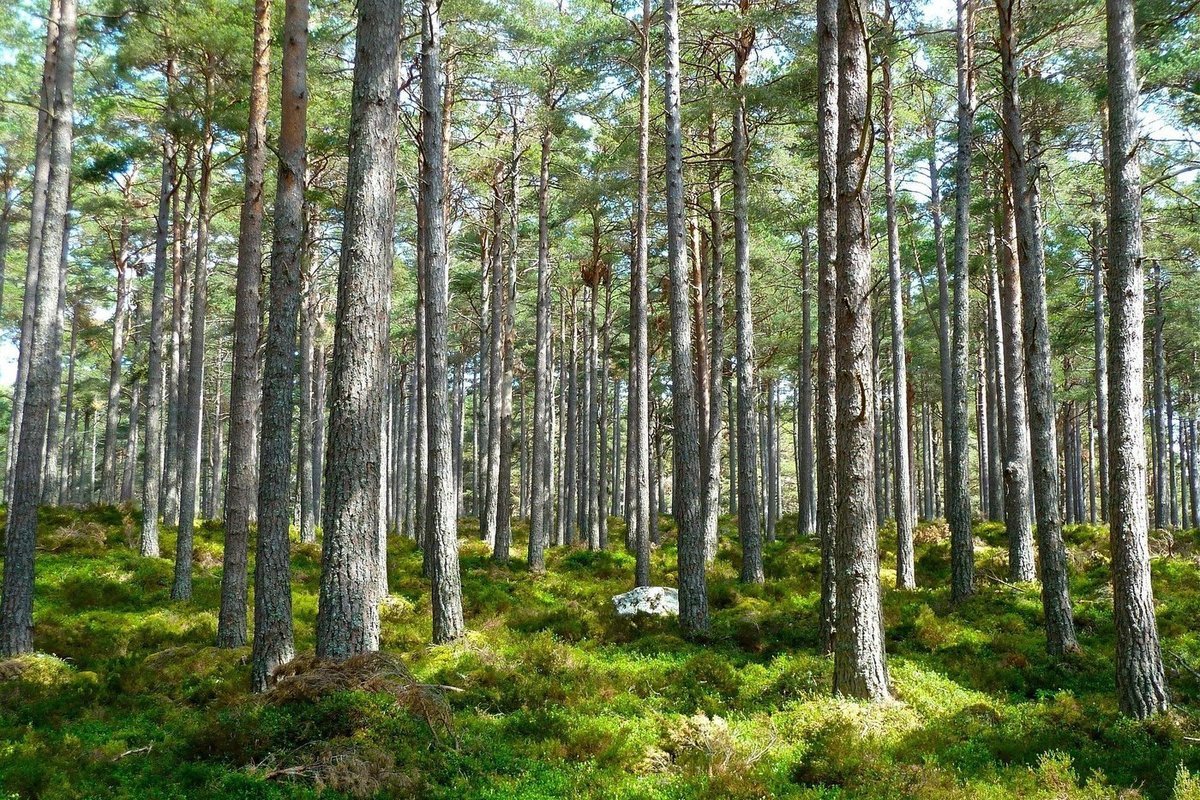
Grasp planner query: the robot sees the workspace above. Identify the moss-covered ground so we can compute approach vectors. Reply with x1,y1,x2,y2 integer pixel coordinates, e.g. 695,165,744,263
3,505,1200,798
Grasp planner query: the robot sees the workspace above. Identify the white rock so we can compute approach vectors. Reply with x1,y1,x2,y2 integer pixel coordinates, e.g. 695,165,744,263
611,586,679,618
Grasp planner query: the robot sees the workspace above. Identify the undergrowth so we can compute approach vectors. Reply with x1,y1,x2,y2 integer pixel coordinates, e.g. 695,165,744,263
1,506,1199,798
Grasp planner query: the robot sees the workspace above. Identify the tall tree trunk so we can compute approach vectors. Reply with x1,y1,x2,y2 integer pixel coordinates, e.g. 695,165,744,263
628,0,652,586
141,64,176,557
947,0,975,604
1092,221,1109,521
1152,260,1167,529
1106,0,1168,717
702,120,725,562
5,0,61,505
0,0,75,656
882,20,914,590
664,0,709,634
832,0,889,702
102,188,135,503
733,21,763,584
798,229,814,537
42,207,69,503
252,0,306,690
493,123,520,563
171,77,215,602
529,122,553,571
997,167,1036,582
815,0,839,656
316,0,402,658
997,0,1078,655
420,0,465,643
220,0,273,648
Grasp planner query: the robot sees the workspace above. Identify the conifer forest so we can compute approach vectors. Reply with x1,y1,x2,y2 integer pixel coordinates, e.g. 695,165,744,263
2,0,1200,796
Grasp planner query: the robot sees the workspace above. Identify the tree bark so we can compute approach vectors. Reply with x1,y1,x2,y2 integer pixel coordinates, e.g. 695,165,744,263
664,0,709,635
0,0,75,656
171,75,215,602
832,0,890,702
252,0,306,690
420,0,465,644
316,0,402,659
1106,0,1169,718
732,21,764,584
996,0,1079,655
997,166,1036,582
882,21,914,590
815,0,839,656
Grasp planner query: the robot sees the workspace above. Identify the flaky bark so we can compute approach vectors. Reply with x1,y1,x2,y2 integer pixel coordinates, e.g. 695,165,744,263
815,0,839,656
220,0,273,649
1105,0,1168,718
664,0,709,635
832,0,890,702
252,0,306,690
317,0,403,659
421,0,465,644
0,0,75,656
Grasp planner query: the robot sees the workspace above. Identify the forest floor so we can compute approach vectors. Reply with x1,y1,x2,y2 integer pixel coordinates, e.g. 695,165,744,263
2,507,1200,799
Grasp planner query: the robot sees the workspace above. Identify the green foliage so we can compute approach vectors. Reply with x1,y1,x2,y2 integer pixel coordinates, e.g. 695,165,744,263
4,506,1200,798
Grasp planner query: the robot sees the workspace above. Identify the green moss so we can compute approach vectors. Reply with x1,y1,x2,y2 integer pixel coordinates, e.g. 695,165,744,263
3,505,1200,798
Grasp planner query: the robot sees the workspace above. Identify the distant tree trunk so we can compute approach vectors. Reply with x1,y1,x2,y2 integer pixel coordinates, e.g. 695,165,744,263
5,0,61,506
252,0,305,689
797,229,814,537
297,211,320,544
947,0,975,604
815,0,839,656
997,0,1078,655
733,22,763,584
163,155,192,527
664,0,708,634
120,377,141,503
0,0,75,656
140,68,177,558
529,120,554,571
482,164,504,549
996,167,1036,582
42,209,69,503
316,0,402,659
882,22,914,590
629,0,652,586
493,122,520,563
219,0,273,648
1106,0,1168,718
1152,259,1167,529
102,187,135,503
58,302,78,505
985,244,1006,523
420,0,465,644
832,0,889,702
171,78,215,602
1092,221,1109,520
702,119,725,562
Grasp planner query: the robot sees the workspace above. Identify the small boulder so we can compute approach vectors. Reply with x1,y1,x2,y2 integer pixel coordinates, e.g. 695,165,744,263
612,586,679,618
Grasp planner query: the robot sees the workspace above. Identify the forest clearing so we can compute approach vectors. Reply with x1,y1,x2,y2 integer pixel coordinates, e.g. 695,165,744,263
1,0,1199,796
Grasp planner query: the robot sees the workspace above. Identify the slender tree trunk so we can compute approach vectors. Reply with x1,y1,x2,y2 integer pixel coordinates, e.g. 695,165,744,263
171,81,215,602
815,0,839,656
664,0,708,634
1091,221,1109,521
420,0,465,643
140,66,176,557
1106,0,1168,717
883,25,914,589
0,0,75,656
733,23,763,584
947,0,975,604
701,121,725,562
529,119,554,571
102,197,134,503
252,0,306,689
5,0,61,505
798,229,814,537
832,0,889,702
42,208,69,503
997,167,1036,582
997,0,1078,655
219,0,273,647
493,123,520,563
